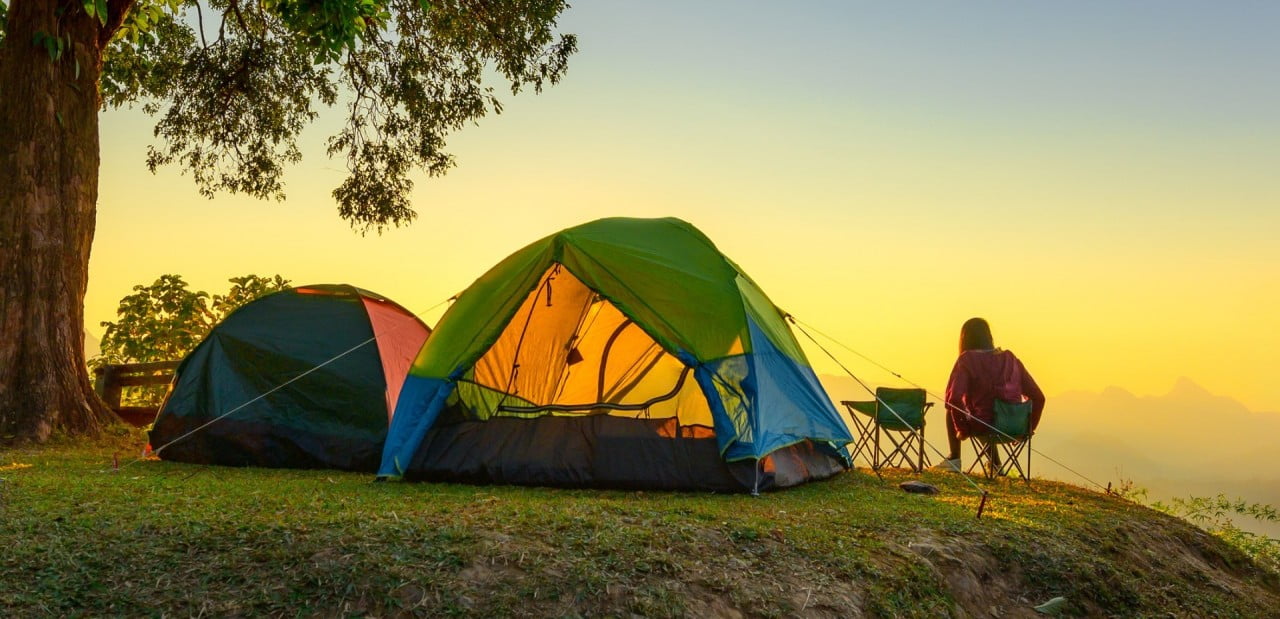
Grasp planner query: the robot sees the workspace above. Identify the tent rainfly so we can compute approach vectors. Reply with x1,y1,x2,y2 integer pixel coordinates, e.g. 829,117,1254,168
380,217,852,491
150,284,430,472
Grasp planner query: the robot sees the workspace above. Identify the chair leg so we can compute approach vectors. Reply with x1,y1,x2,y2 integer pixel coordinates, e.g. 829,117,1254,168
843,407,875,469
851,427,872,468
874,421,882,471
870,432,884,480
915,420,926,474
864,418,883,480
1025,435,1032,484
967,433,1032,482
913,430,923,474
881,430,913,470
966,436,994,479
996,439,1031,482
849,433,866,467
999,444,1015,478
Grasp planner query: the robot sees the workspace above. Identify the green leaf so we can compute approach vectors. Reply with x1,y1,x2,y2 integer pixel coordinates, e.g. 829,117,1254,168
1034,597,1067,615
33,31,63,61
94,0,108,26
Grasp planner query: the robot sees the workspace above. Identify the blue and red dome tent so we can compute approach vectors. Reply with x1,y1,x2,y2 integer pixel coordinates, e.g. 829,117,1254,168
150,284,430,472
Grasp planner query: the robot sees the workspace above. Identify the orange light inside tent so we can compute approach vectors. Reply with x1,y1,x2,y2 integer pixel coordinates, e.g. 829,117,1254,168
653,418,716,439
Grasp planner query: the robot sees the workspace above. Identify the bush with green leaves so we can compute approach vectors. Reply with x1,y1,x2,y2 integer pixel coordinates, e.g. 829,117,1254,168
92,274,291,404
1114,480,1279,574
1151,495,1280,573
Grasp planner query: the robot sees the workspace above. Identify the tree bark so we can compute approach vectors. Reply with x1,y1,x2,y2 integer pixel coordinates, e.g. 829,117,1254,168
0,0,119,439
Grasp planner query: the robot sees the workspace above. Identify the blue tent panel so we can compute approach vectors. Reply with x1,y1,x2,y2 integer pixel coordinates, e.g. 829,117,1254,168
380,376,454,477
707,318,853,461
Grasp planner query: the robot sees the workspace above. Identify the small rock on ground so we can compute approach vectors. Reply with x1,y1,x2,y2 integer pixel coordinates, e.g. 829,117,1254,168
899,480,939,495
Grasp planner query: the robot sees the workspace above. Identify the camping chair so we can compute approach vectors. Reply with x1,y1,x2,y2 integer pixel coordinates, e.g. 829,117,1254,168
841,388,933,473
965,399,1033,482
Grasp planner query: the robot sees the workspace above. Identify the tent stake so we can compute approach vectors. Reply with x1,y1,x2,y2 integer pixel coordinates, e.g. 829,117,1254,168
976,490,989,519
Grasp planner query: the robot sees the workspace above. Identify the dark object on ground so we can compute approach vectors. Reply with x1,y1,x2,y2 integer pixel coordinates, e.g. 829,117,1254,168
899,480,939,495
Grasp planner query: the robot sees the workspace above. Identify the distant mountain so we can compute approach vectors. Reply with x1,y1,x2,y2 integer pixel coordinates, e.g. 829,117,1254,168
819,374,1280,535
84,331,101,359
1038,379,1280,482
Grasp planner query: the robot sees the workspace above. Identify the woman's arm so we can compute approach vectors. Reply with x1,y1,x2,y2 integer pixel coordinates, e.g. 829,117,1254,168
945,359,969,422
1020,360,1046,426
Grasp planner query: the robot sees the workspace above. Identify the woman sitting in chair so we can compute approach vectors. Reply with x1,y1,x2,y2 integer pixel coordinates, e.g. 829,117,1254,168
936,317,1045,472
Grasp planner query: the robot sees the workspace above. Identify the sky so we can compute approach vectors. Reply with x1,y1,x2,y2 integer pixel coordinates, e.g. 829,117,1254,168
89,2,1280,413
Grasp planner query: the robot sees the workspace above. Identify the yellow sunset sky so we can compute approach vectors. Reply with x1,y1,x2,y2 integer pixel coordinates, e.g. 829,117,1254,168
87,2,1279,413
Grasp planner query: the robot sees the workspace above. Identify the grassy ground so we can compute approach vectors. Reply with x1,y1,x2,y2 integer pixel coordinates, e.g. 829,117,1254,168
2,428,1278,617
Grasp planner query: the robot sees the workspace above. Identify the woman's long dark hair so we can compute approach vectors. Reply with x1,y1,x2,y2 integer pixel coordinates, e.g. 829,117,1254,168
959,317,994,354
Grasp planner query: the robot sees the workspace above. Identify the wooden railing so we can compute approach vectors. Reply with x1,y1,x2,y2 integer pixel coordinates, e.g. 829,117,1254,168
92,360,180,427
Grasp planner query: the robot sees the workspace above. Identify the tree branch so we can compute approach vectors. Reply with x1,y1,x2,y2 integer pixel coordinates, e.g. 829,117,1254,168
227,0,265,41
228,0,250,34
196,2,207,48
100,0,137,47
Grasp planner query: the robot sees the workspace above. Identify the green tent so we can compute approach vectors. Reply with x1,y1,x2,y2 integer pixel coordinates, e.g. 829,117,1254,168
381,217,852,491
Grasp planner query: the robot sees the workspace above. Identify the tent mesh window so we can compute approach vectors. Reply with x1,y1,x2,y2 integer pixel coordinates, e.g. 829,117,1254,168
452,266,715,432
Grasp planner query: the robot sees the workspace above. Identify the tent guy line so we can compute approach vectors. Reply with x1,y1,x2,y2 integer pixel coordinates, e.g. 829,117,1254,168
790,315,1111,494
114,294,458,472
110,215,1098,504
787,316,988,498
148,284,433,471
115,290,1097,504
376,217,853,492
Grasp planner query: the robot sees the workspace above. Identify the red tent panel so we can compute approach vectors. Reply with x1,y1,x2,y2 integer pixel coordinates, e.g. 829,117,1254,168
362,298,431,421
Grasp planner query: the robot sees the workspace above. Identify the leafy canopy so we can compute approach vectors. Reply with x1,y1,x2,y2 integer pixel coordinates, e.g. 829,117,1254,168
93,274,292,404
96,273,292,365
7,0,575,232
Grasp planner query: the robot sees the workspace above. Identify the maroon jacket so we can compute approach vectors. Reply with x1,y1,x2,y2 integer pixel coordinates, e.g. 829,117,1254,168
945,349,1045,438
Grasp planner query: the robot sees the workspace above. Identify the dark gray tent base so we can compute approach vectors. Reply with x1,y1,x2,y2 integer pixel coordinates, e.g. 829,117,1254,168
404,414,847,492
151,416,386,473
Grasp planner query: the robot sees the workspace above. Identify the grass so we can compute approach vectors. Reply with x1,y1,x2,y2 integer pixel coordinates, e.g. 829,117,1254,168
2,428,1278,617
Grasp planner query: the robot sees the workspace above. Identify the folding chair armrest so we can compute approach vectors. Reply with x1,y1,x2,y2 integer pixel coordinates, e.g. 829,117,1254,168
841,400,877,417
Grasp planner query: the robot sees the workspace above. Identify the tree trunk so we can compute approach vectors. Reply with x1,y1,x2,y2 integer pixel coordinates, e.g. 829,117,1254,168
0,0,118,440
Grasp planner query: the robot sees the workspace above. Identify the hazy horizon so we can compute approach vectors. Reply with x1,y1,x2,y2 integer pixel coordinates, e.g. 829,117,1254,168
820,371,1280,535
87,2,1280,415
85,1,1278,535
